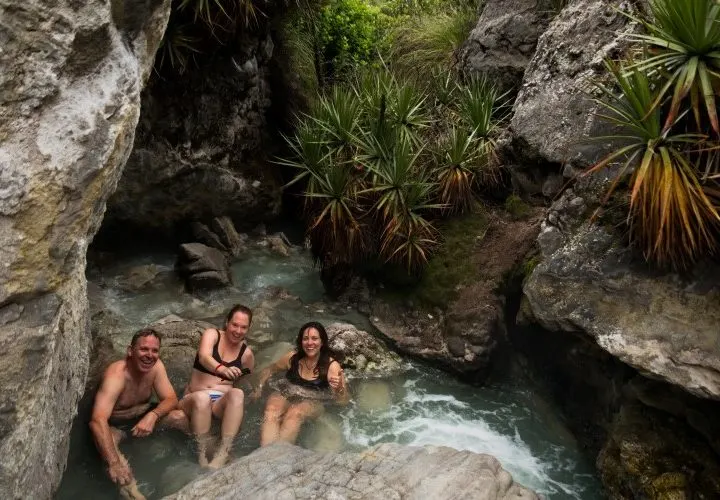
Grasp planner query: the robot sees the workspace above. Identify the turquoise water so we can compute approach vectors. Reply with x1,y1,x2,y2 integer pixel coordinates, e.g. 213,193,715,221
57,247,603,499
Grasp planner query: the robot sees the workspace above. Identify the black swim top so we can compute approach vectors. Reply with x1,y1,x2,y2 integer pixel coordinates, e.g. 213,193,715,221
193,329,250,379
285,358,338,390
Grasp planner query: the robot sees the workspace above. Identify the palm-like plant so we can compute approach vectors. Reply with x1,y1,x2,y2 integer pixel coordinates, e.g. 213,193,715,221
278,121,331,200
625,0,720,135
457,76,505,188
305,161,365,265
379,178,441,272
435,127,480,214
589,61,720,269
311,87,363,160
390,83,431,146
157,23,202,74
178,0,261,29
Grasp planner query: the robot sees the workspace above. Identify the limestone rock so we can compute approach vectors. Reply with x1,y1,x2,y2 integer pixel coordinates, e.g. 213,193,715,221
164,442,539,500
177,243,232,291
509,0,639,168
459,0,555,93
522,224,720,401
326,323,406,378
0,0,171,497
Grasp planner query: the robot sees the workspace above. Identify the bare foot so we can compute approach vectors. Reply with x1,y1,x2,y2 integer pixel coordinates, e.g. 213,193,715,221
119,481,146,500
207,450,230,469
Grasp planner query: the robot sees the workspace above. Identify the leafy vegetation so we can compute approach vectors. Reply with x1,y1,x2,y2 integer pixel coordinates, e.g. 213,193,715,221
590,0,720,270
280,63,506,275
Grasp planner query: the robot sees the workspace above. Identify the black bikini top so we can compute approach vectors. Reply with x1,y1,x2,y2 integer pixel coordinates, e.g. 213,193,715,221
193,329,250,379
285,358,338,390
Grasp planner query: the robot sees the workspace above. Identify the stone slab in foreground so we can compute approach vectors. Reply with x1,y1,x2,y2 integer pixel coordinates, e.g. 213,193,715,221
165,443,538,500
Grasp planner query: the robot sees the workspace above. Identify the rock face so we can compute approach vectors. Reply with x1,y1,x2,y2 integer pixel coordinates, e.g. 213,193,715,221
165,442,539,500
522,224,720,401
509,0,638,169
103,33,282,235
459,0,555,92
0,0,170,497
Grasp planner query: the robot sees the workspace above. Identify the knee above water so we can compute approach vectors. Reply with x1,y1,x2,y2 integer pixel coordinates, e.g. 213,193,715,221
225,388,245,405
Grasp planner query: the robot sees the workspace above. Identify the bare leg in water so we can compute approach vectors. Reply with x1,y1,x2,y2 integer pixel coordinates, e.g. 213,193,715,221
207,388,246,468
110,428,146,500
178,392,214,467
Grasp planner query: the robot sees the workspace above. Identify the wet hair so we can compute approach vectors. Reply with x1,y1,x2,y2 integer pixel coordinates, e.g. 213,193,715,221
130,328,161,347
225,304,253,325
289,321,333,380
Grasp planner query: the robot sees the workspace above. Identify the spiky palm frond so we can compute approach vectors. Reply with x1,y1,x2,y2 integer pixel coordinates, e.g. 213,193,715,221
589,61,720,269
178,0,261,29
311,87,363,159
305,161,365,264
390,82,431,146
625,0,720,134
435,127,479,214
157,23,202,74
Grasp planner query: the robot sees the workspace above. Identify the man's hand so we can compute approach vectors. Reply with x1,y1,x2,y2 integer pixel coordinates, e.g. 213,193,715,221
107,461,133,485
131,411,158,438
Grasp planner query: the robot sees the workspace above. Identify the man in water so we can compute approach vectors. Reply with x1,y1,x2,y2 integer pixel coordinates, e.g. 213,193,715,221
89,328,187,500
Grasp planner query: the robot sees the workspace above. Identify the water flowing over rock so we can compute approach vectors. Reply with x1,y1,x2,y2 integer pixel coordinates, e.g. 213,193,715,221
459,0,555,93
164,442,539,500
0,0,170,497
103,32,282,236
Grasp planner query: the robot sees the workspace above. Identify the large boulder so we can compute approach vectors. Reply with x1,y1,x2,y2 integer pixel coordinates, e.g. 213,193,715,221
177,243,232,291
509,0,639,169
165,442,539,499
0,0,170,497
521,224,720,401
103,36,282,235
459,0,556,93
326,322,406,378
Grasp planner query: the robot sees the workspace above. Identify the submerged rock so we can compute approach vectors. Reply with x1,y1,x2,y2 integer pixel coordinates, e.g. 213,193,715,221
0,0,171,496
177,243,233,291
164,442,539,500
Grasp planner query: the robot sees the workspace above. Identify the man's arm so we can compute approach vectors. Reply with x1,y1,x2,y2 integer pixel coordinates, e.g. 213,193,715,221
132,360,178,437
89,366,132,484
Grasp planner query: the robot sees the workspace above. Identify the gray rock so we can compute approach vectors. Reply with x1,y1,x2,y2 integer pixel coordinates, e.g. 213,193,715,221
522,224,720,401
164,442,539,500
149,316,215,389
177,243,232,291
509,0,640,167
326,323,406,378
105,35,282,235
0,0,170,496
459,0,556,93
191,221,229,253
211,216,247,257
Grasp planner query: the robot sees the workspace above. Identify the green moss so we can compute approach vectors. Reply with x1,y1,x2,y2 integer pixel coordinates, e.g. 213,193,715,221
377,209,489,309
504,194,530,220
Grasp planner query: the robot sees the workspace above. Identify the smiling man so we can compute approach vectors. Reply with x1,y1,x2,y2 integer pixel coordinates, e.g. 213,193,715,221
89,328,185,500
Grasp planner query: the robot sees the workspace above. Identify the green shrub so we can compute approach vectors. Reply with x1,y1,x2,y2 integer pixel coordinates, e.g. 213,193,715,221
317,0,387,79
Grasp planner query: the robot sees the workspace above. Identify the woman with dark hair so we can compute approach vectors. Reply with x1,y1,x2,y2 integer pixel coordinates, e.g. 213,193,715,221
254,321,349,446
178,304,255,468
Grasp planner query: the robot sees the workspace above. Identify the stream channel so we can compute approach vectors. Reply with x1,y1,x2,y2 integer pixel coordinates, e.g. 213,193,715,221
57,245,603,499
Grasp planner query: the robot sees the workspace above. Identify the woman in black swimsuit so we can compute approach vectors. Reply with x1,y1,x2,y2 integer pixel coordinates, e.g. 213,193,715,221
254,321,349,446
178,304,255,468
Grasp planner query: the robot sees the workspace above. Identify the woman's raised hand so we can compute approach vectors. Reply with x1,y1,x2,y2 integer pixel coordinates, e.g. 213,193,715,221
328,368,344,391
